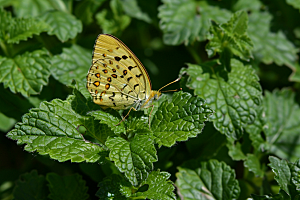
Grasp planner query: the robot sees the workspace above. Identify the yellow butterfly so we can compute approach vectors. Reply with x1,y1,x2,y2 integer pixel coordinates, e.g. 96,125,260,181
86,34,179,125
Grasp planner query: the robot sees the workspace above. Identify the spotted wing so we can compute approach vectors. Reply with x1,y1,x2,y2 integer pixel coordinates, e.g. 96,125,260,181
86,34,152,110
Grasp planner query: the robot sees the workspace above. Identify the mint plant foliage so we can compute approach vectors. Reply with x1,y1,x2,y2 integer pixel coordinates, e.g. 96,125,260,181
2,0,300,199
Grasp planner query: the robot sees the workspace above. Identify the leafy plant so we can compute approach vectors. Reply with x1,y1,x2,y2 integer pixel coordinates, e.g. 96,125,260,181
1,0,300,199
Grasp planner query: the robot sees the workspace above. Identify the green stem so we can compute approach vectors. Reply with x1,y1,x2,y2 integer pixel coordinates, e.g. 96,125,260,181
186,45,202,64
0,40,10,57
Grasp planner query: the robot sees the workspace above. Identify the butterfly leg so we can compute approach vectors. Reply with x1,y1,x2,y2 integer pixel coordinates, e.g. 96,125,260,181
115,107,137,126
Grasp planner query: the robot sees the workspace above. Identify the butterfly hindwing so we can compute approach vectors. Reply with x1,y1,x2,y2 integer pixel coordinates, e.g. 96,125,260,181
86,34,152,110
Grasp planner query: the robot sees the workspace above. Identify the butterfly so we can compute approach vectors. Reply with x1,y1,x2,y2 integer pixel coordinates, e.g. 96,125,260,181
86,34,180,125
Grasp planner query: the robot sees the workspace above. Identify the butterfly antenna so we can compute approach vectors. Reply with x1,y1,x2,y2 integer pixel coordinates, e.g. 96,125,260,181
158,77,181,92
161,88,182,93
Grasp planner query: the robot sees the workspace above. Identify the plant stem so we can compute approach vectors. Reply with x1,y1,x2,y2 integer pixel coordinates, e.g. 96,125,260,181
186,45,202,64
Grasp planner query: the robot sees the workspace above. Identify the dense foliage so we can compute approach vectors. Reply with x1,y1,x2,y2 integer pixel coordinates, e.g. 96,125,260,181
1,0,300,199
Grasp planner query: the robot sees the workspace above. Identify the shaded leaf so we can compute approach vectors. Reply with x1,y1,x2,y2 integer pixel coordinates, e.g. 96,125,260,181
96,174,132,199
176,159,240,200
133,170,176,200
248,11,298,68
158,0,231,45
96,0,131,35
51,45,90,85
264,89,300,162
121,0,152,23
47,173,89,200
13,171,48,200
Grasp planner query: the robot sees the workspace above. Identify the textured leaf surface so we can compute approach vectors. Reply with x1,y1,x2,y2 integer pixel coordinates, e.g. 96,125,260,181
151,91,213,147
41,10,82,42
88,109,125,136
264,89,300,162
13,171,48,200
7,98,105,163
6,18,49,44
51,45,90,85
158,0,231,45
182,59,262,139
0,49,51,97
268,156,300,199
248,11,298,68
176,159,240,200
106,134,157,186
70,89,116,145
96,174,132,199
47,173,89,200
206,11,253,62
133,170,176,200
13,0,67,17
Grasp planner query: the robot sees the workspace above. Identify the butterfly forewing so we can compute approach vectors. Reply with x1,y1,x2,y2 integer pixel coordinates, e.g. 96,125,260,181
86,34,152,110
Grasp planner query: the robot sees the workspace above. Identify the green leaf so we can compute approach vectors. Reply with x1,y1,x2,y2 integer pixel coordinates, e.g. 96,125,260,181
7,18,49,44
151,91,213,147
226,137,247,160
133,170,176,200
158,0,232,45
248,11,298,68
41,10,82,42
269,156,291,195
74,0,106,25
176,159,240,200
186,122,227,159
0,112,16,132
206,11,253,62
244,154,264,177
233,0,262,11
51,45,90,85
264,89,300,162
47,173,89,200
13,170,48,200
96,174,132,199
88,109,125,136
95,0,131,35
268,156,300,199
70,89,116,145
0,7,12,39
121,0,152,23
245,105,266,153
181,59,262,139
0,49,51,97
287,0,300,11
7,98,105,163
106,134,157,186
13,0,68,18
